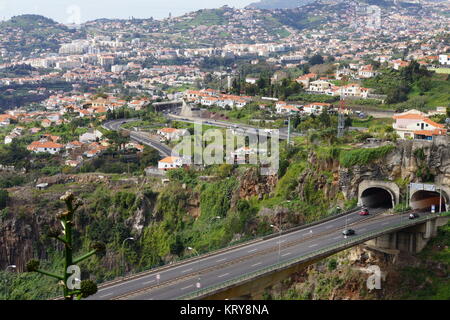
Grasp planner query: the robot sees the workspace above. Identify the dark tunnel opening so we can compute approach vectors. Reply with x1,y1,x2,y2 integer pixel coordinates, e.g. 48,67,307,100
410,190,446,212
361,187,394,209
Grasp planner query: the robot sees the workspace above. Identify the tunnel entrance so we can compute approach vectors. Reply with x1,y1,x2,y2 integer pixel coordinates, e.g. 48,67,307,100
361,187,394,209
410,190,446,212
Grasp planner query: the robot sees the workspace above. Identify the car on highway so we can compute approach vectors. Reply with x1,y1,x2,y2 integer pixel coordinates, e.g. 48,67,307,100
359,208,369,216
409,213,419,219
342,229,355,236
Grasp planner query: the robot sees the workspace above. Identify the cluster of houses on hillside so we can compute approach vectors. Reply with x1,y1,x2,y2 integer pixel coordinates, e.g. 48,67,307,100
8,128,144,168
184,89,251,109
295,72,373,99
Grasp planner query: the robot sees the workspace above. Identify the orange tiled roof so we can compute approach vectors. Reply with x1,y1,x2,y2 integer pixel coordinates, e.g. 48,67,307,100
159,156,180,164
414,129,447,136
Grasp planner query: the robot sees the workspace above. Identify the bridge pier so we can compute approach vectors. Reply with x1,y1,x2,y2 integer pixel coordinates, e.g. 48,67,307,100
365,216,448,254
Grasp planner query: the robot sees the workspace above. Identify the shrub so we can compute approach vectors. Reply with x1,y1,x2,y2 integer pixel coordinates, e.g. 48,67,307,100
0,189,9,209
339,145,394,168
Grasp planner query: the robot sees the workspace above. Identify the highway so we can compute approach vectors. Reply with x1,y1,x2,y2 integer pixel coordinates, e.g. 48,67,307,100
102,119,173,157
167,113,302,140
87,208,431,300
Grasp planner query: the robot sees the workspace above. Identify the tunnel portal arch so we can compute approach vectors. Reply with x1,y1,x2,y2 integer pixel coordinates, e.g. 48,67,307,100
410,189,449,212
358,180,400,209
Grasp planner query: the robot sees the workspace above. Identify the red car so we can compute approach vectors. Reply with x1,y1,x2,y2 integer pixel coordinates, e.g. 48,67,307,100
359,208,369,216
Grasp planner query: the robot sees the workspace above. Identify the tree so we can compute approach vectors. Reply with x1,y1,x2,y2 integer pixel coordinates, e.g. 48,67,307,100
140,147,160,168
26,192,105,300
308,54,324,66
0,189,8,209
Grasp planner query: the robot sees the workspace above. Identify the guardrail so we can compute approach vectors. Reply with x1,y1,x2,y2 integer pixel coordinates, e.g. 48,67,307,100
177,214,437,300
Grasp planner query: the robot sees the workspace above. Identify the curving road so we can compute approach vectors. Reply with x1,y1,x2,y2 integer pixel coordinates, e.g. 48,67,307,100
102,119,174,157
87,208,432,300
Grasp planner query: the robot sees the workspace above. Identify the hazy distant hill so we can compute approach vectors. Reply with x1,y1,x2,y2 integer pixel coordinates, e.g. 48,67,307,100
0,15,85,54
247,0,314,10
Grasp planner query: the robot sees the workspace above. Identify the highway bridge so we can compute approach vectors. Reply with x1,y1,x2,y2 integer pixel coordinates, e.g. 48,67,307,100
87,207,447,300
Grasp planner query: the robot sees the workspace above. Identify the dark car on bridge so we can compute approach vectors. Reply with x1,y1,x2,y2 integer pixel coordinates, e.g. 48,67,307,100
409,213,419,219
342,229,355,236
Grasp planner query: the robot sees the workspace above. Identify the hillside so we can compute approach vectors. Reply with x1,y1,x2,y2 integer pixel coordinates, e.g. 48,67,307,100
247,0,314,10
0,15,84,55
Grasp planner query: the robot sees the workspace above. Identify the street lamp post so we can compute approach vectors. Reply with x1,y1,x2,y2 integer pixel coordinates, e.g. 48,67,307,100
271,224,282,265
4,265,16,299
121,237,135,279
187,247,201,289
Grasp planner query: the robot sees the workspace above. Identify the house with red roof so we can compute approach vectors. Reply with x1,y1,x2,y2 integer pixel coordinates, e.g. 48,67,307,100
27,141,64,154
158,156,183,170
393,110,447,140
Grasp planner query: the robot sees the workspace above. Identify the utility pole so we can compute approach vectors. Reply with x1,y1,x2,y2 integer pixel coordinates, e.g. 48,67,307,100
287,116,291,145
439,176,442,213
338,96,346,138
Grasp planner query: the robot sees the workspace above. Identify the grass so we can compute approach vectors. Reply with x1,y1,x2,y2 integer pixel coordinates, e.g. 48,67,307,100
339,144,395,168
428,68,450,74
351,117,393,128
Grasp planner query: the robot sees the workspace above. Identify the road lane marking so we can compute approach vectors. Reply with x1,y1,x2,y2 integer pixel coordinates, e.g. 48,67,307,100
282,252,292,257
247,249,258,253
216,258,226,262
181,268,193,274
99,293,113,298
181,285,194,291
143,280,155,285
277,240,286,244
382,222,389,226
325,225,334,229
333,236,341,240
308,243,318,248
251,262,262,267
359,228,367,231
218,273,230,278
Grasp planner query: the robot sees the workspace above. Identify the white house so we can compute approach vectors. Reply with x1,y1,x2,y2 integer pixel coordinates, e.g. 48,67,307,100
358,65,379,78
79,129,103,143
276,104,301,115
439,54,450,66
157,128,189,141
27,141,64,154
308,80,333,94
303,103,331,115
158,156,183,170
393,110,447,139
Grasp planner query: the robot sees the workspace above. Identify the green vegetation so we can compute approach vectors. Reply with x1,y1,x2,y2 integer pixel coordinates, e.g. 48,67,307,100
339,145,394,168
398,221,450,300
26,192,105,300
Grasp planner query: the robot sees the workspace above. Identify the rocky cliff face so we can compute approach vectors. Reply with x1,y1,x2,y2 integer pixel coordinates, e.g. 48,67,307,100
340,137,450,201
0,176,155,272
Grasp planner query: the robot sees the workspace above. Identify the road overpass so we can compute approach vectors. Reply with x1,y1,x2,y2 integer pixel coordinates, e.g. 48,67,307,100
87,206,447,300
